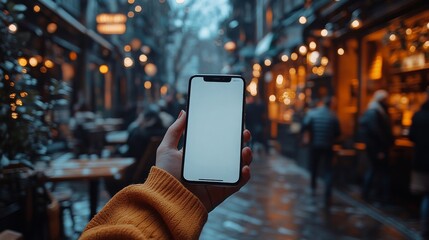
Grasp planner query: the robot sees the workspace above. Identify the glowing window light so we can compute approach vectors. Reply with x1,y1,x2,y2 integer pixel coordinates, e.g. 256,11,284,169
18,58,27,67
144,81,152,89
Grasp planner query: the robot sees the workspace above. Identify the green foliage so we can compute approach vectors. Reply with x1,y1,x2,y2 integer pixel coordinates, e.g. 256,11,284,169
0,1,68,162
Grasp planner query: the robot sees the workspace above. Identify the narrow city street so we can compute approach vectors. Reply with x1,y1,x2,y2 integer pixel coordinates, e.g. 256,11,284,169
59,147,421,240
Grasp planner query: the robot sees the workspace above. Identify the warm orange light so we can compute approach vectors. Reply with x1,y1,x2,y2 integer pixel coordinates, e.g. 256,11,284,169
16,99,23,106
29,57,38,67
139,54,148,62
264,59,271,66
44,59,54,68
124,57,134,68
276,75,283,85
40,66,47,73
224,41,236,52
20,92,28,97
11,112,18,119
350,19,361,29
99,64,109,74
269,94,276,102
281,54,289,62
33,5,41,12
299,45,307,55
144,63,157,76
309,41,317,50
160,85,168,95
299,16,307,24
96,14,127,24
124,45,132,52
135,5,142,12
69,52,77,61
144,81,152,89
47,23,57,33
8,24,17,33
253,63,261,71
128,0,135,3
291,52,298,61
18,58,27,66
337,48,345,55
321,29,328,37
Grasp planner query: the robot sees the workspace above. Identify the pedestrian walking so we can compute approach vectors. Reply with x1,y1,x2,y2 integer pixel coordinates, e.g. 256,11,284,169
409,87,429,238
302,97,341,205
359,89,394,202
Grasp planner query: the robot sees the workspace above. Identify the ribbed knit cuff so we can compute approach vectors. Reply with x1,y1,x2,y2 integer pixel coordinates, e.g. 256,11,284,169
144,167,208,239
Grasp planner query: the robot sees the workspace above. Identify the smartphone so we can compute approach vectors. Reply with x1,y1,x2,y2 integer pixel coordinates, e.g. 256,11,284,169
181,74,245,185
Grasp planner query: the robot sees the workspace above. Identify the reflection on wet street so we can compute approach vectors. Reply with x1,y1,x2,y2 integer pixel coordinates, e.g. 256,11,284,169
201,150,413,240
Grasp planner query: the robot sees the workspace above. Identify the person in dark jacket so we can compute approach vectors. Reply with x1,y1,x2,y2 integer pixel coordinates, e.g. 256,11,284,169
302,97,341,205
359,90,394,201
409,88,429,237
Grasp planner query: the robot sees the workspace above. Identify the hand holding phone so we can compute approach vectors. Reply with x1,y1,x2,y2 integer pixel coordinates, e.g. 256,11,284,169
181,75,246,185
156,110,252,211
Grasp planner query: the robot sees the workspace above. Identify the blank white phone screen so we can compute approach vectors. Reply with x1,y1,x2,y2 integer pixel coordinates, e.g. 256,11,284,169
183,76,244,183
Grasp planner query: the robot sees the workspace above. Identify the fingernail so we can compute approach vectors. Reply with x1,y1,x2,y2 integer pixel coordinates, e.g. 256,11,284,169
178,110,184,119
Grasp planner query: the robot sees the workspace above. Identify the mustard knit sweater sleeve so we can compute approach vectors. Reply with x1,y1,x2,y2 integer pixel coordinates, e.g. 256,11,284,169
80,167,208,240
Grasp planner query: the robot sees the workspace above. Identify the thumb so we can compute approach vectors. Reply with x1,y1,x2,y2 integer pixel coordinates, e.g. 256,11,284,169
159,110,186,149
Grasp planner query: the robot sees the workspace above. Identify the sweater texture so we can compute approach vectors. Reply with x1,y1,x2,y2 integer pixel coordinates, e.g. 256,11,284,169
80,167,208,240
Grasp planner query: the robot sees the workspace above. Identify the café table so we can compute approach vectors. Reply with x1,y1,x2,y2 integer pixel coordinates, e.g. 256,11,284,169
43,157,134,219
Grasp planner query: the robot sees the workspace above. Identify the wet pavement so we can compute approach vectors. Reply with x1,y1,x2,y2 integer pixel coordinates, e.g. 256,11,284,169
60,149,422,240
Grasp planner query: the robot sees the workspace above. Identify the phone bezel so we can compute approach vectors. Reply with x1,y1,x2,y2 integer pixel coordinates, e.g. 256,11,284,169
181,74,245,185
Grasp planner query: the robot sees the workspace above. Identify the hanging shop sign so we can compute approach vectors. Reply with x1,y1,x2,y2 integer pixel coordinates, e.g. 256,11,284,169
96,13,127,34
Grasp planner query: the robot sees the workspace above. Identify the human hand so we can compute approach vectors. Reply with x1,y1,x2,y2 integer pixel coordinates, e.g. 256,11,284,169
156,110,252,212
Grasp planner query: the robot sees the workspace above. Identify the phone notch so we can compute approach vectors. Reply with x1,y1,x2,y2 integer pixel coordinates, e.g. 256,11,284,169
203,76,231,82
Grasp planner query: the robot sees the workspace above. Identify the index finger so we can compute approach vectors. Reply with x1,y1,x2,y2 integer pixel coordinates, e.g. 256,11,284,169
159,110,186,149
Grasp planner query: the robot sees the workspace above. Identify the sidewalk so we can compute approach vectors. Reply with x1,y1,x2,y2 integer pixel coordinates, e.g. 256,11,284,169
201,149,422,239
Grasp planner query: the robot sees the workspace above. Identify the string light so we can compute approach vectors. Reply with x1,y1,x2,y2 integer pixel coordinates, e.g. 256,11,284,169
281,54,289,62
299,16,307,24
8,24,18,33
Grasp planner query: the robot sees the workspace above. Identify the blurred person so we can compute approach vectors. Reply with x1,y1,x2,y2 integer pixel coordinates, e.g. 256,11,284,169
409,87,429,238
80,111,253,240
158,99,175,128
107,105,167,195
69,103,95,156
245,95,268,153
359,89,394,202
301,97,341,205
